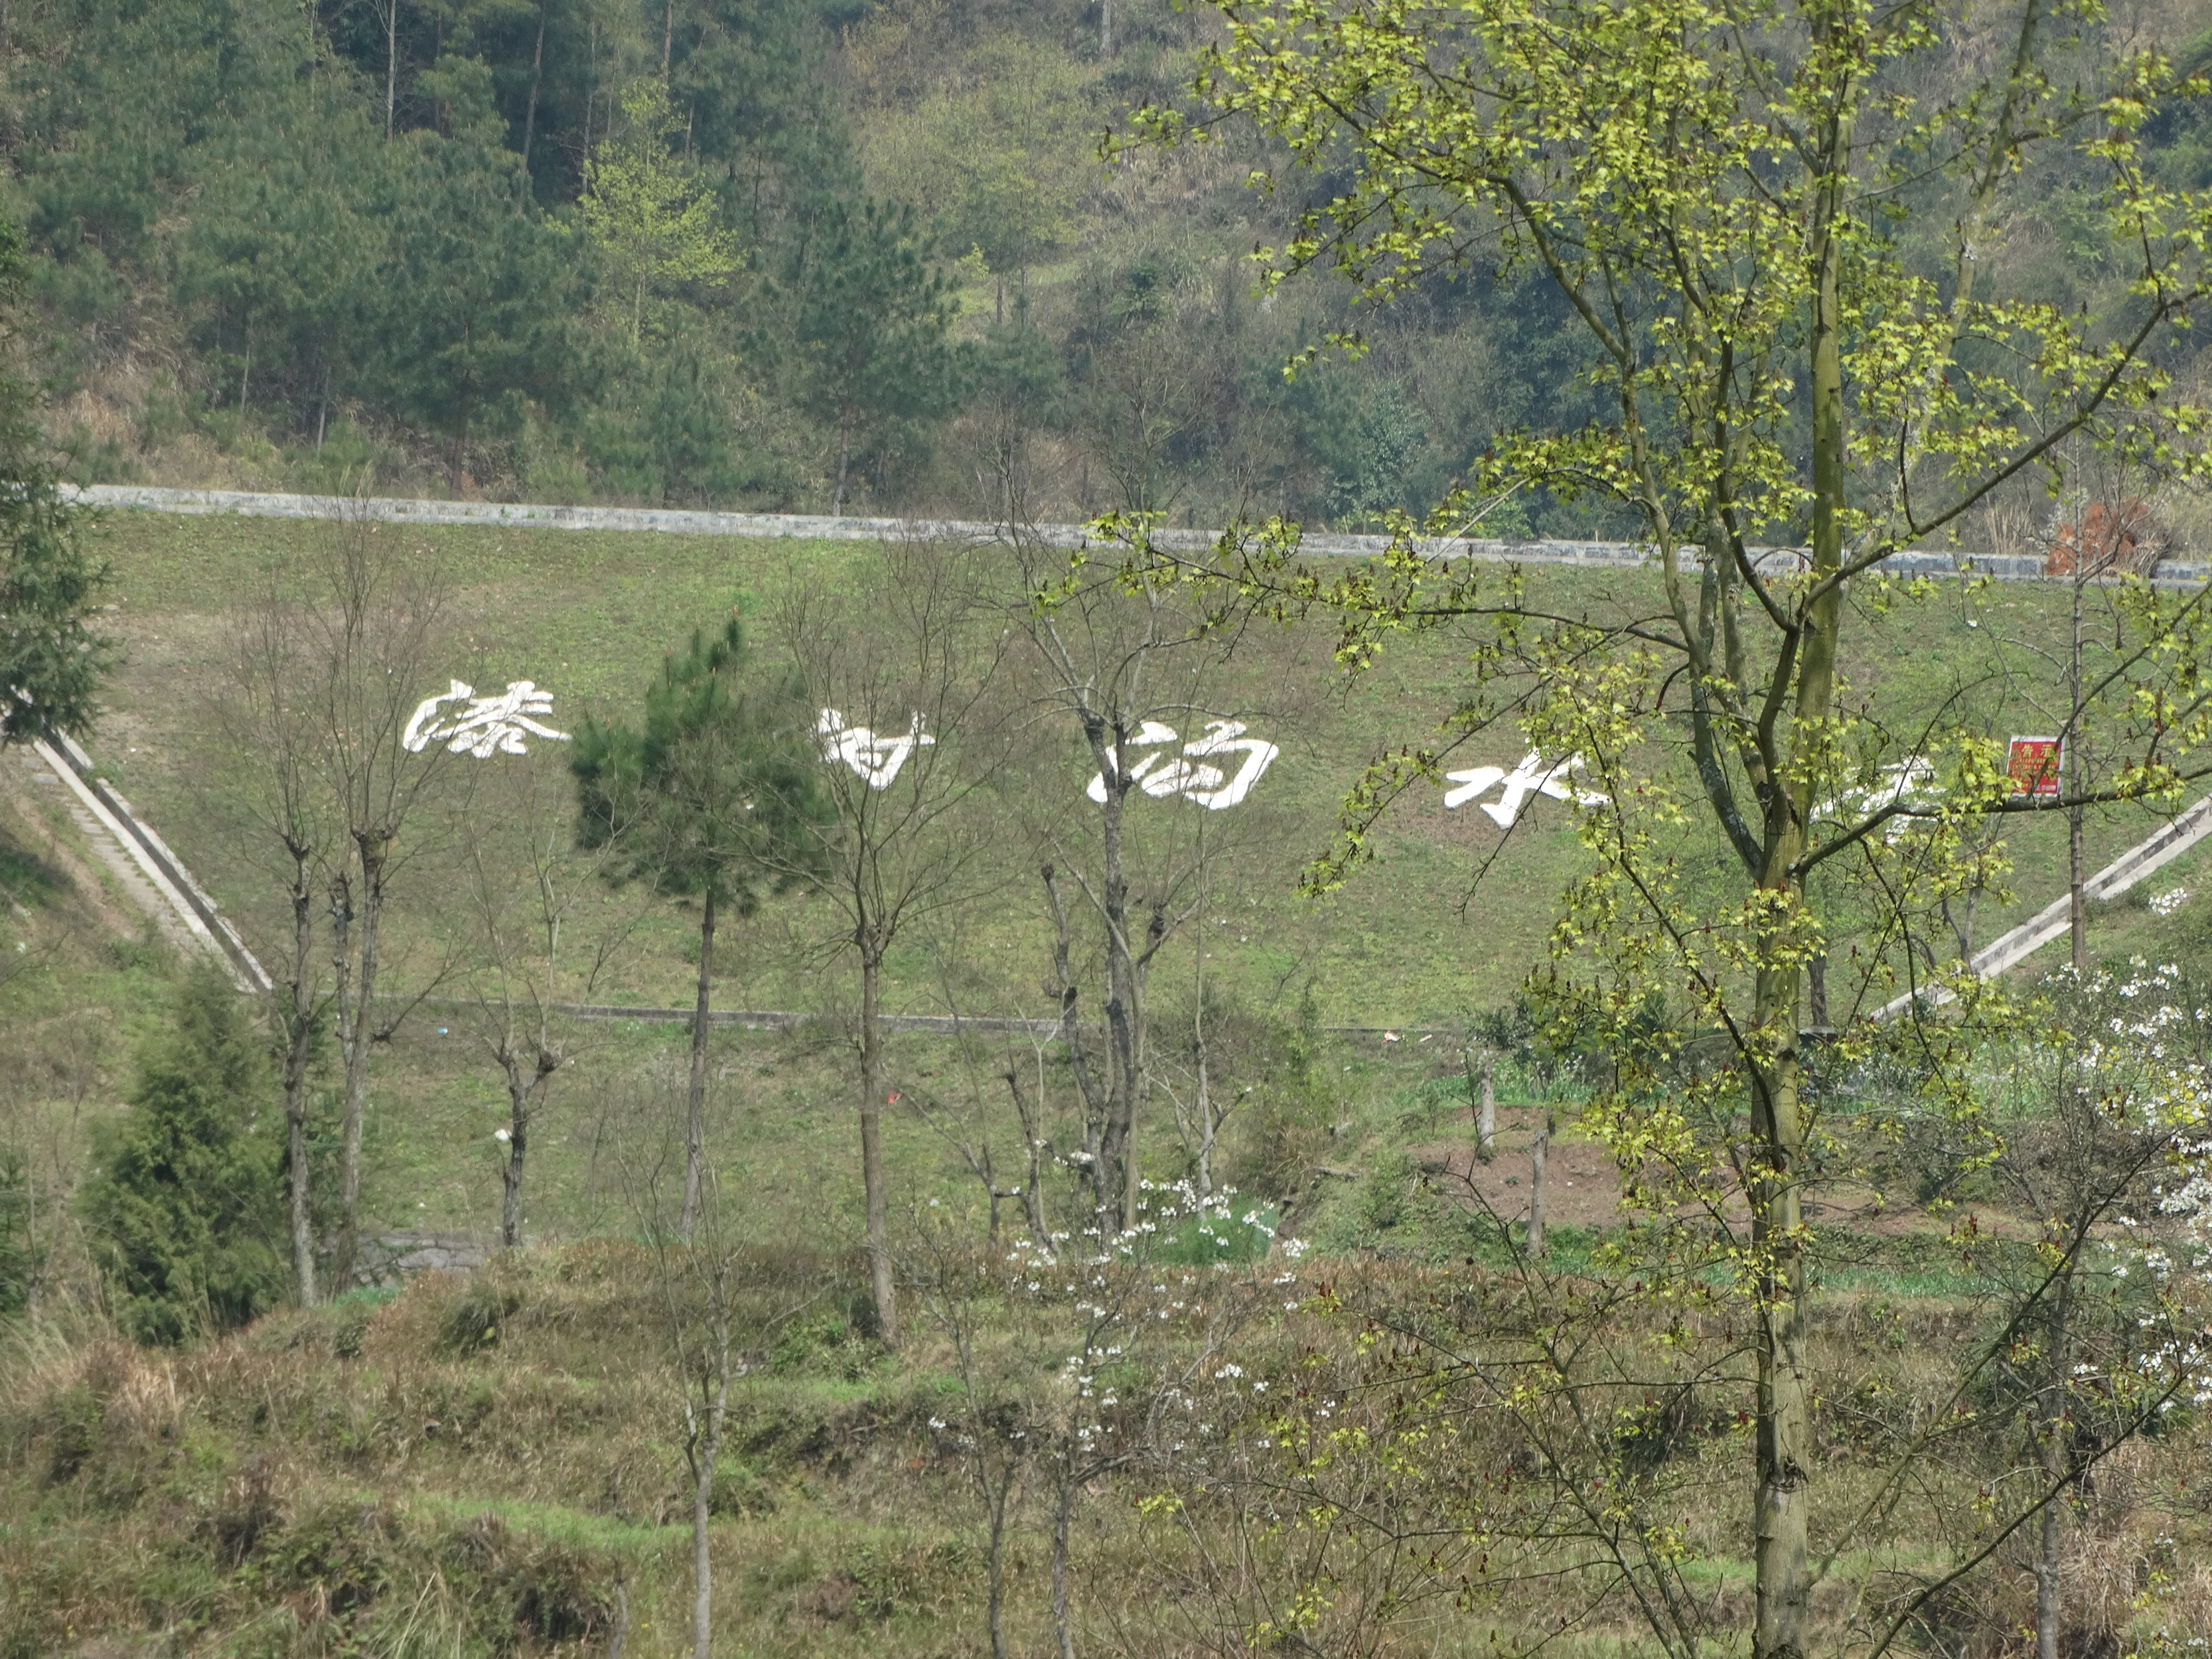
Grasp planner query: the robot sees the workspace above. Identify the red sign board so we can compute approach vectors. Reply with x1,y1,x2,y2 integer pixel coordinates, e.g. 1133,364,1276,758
2008,736,2063,798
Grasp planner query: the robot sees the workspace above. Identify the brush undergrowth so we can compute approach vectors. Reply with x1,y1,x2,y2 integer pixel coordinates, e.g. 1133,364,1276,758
3,1230,2206,1658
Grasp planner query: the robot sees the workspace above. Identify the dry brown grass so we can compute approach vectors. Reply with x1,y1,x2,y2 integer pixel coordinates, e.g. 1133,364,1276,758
2,1240,2208,1658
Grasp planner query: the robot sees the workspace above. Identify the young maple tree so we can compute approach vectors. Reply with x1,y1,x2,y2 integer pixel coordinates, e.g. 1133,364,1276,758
1117,2,2212,1652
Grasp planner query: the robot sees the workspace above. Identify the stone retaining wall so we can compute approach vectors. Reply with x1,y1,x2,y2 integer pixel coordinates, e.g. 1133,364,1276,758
80,484,2207,586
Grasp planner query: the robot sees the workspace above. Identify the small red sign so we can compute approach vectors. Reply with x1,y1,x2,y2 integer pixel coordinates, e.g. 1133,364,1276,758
2008,737,2063,798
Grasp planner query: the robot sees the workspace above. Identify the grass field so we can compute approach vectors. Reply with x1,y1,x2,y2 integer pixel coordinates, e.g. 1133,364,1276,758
15,501,2207,1244
74,505,2212,1027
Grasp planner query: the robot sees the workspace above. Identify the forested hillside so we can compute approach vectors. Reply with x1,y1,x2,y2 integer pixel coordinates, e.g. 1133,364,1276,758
17,0,2212,537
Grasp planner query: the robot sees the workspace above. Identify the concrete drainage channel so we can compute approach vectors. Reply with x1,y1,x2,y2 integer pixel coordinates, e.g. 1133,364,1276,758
20,731,269,992
1874,794,2212,1018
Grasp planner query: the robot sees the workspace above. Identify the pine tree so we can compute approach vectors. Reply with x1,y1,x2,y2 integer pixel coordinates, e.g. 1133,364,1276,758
0,210,107,746
571,617,826,1239
780,199,965,515
80,969,285,1345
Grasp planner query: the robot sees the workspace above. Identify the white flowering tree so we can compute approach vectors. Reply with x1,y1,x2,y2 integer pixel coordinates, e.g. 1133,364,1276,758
909,1177,1286,1659
1986,964,2212,1657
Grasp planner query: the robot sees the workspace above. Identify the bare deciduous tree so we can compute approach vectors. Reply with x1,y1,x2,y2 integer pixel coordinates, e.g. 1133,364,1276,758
215,565,341,1305
618,1074,826,1659
457,751,644,1248
1006,545,1282,1234
212,514,451,1297
771,537,1017,1346
303,516,455,1289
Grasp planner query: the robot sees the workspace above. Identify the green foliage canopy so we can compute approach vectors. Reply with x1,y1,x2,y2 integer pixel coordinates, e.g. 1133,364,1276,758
571,615,828,914
0,210,107,746
78,970,286,1346
1124,1,2212,1652
580,80,742,347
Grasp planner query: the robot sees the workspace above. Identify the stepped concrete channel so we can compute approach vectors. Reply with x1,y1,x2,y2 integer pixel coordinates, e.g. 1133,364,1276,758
1876,793,2212,1017
7,730,269,991
54,484,2212,1037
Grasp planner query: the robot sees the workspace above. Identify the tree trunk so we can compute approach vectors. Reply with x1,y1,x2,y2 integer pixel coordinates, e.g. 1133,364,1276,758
583,19,596,153
691,1437,714,1658
1098,732,1138,1233
1100,0,1113,58
1005,1066,1054,1252
1526,1112,1549,1260
860,943,897,1345
519,0,547,173
2035,1269,2077,1659
336,847,384,1290
333,843,383,1293
500,1054,528,1249
450,334,472,496
1045,865,1110,1220
315,366,331,453
1193,901,1213,1198
1052,1475,1078,1659
682,889,715,1242
1749,974,1812,1659
1746,66,1852,1659
691,1361,730,1659
607,1577,628,1659
985,1463,1015,1659
1807,952,1828,1028
283,847,318,1307
1025,1137,1050,1250
384,0,398,139
1477,1050,1496,1159
1194,1028,1214,1200
832,409,854,517
662,0,675,78
2069,579,2087,975
2035,1453,2063,1659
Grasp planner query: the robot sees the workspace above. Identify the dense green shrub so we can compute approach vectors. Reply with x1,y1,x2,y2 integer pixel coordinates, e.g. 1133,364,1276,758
0,1146,35,1316
78,968,285,1344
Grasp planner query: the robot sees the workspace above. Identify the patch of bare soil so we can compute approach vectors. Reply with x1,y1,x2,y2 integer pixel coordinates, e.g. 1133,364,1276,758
1410,1106,2020,1241
1412,1108,1627,1230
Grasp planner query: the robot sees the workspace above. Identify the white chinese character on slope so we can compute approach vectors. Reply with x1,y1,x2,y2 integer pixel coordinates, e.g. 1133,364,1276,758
1084,719,1280,810
1443,751,1606,827
404,680,571,758
819,708,936,790
1813,757,1940,841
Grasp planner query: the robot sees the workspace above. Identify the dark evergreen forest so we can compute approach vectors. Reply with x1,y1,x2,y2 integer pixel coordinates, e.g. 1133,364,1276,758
13,0,2212,536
